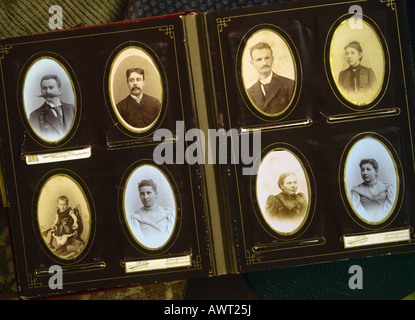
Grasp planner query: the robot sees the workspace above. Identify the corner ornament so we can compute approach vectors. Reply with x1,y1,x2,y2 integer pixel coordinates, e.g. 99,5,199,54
380,0,396,10
216,17,232,32
159,25,174,39
0,45,12,60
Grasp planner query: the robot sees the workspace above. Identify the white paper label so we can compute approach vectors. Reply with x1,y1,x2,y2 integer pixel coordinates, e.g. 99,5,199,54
26,146,91,165
125,255,192,273
343,229,411,249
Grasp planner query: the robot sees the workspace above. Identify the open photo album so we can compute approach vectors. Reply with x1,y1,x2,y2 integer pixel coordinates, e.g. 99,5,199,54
0,0,414,298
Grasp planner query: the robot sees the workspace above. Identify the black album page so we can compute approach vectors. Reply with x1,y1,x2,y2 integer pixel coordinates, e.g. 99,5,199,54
0,14,212,298
204,0,415,273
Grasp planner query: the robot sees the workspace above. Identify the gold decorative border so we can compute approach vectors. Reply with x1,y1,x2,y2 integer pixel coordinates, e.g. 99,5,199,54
380,0,396,10
0,45,12,60
216,18,232,32
159,25,175,39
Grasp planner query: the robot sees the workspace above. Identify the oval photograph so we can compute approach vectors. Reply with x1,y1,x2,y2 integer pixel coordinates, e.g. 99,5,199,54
23,57,76,143
329,17,385,106
256,149,310,235
241,28,297,116
344,136,398,225
123,164,176,250
37,174,91,260
108,46,163,133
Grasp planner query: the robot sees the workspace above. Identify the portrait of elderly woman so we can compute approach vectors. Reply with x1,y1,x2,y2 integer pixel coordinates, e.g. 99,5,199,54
350,158,395,224
265,172,308,230
256,149,310,235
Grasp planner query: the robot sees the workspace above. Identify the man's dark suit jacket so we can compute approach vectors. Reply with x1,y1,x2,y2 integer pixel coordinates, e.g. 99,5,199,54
29,102,75,141
116,94,161,128
247,72,295,115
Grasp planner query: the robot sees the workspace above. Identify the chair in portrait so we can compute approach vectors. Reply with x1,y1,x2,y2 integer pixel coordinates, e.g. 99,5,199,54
37,174,91,260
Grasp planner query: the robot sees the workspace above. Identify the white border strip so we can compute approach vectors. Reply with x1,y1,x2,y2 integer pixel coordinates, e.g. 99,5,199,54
125,254,192,273
343,229,411,249
26,146,91,165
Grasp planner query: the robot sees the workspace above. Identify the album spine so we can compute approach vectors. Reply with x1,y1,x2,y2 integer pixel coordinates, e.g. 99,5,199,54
182,12,238,276
0,86,8,208
0,152,7,207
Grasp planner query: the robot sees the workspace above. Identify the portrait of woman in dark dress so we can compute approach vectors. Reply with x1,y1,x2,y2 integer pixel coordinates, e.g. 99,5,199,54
328,18,385,107
265,171,308,234
338,41,377,103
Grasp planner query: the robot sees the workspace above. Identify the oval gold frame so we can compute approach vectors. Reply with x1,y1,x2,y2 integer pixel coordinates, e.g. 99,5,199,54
340,133,402,228
121,163,179,252
325,14,389,109
21,54,78,145
254,146,312,237
35,172,93,262
237,25,301,120
107,44,165,135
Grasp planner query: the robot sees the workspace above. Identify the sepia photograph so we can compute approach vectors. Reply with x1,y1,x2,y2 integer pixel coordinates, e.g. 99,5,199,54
329,18,385,106
256,149,310,235
37,174,91,260
123,164,176,250
23,57,76,143
344,136,398,225
108,46,163,132
241,28,296,116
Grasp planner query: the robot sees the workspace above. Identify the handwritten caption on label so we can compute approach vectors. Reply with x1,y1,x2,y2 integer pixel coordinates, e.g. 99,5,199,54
343,229,410,249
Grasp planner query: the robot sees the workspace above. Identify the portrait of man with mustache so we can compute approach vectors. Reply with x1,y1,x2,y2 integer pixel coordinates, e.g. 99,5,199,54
29,74,75,142
116,67,161,129
247,42,295,115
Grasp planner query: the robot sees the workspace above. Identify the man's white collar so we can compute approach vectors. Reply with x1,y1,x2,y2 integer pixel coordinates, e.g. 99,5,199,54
45,98,62,108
